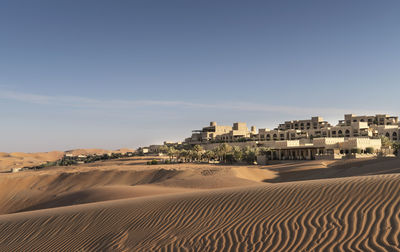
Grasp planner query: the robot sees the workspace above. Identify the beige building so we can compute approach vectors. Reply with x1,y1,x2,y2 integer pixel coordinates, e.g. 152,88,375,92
253,114,399,142
185,114,399,144
186,121,256,144
256,137,381,162
183,113,399,160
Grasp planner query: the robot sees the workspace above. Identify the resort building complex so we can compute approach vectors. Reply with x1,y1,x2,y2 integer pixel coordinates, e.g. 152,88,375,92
184,114,399,160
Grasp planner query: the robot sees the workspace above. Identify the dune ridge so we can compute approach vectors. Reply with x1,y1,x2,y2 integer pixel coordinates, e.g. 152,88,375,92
1,173,400,251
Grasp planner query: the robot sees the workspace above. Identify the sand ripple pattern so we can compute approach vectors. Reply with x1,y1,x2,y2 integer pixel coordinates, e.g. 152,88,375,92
1,174,400,251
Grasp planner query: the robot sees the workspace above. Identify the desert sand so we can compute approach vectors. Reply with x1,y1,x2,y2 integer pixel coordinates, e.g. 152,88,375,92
1,156,400,251
0,148,134,172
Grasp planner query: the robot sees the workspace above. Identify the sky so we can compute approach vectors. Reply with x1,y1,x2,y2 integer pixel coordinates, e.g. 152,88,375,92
1,0,399,152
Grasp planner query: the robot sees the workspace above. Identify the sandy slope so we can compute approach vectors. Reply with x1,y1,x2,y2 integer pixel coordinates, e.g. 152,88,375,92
1,174,400,251
1,157,400,251
0,160,268,214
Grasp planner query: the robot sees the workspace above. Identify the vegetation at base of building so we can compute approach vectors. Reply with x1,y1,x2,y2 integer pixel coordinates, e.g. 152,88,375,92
351,148,362,154
381,136,393,149
157,141,399,164
147,159,159,165
380,136,400,156
365,147,374,154
393,142,400,156
156,144,270,165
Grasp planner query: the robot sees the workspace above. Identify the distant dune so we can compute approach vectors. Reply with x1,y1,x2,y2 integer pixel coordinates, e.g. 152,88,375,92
0,151,64,172
0,148,135,172
1,157,400,251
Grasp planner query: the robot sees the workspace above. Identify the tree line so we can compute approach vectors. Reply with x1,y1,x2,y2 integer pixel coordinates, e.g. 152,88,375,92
22,152,135,170
157,144,271,164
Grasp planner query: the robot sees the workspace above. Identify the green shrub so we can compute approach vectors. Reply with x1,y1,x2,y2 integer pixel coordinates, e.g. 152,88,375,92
151,159,158,165
351,148,361,154
365,147,374,154
225,153,235,164
147,161,152,165
393,143,399,156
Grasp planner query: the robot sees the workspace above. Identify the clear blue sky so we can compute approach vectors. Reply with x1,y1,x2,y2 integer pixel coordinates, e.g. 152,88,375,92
1,0,399,152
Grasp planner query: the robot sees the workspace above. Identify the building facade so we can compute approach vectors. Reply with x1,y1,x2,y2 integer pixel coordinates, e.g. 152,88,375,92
185,121,257,144
185,114,399,144
184,114,399,160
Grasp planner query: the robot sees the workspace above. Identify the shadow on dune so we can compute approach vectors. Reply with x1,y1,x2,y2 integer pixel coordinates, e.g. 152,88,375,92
1,168,182,214
18,184,188,213
264,158,400,183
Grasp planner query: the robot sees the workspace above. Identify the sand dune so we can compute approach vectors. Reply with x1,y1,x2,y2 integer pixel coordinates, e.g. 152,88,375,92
1,157,400,251
266,157,400,183
1,173,400,251
0,151,64,172
19,185,192,212
0,148,135,172
0,168,182,214
0,160,265,214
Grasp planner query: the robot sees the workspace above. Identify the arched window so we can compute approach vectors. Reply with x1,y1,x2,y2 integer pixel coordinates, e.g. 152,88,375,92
386,132,390,138
393,132,398,141
273,134,278,140
338,130,343,136
345,129,350,137
266,134,271,140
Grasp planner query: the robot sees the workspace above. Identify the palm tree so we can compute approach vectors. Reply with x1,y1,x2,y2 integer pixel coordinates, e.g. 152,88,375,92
232,146,243,162
167,147,177,162
177,149,188,162
203,150,216,162
158,145,169,154
215,143,233,163
192,145,204,162
243,146,259,164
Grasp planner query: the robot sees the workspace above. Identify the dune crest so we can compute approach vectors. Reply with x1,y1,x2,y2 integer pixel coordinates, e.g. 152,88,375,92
233,166,277,182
